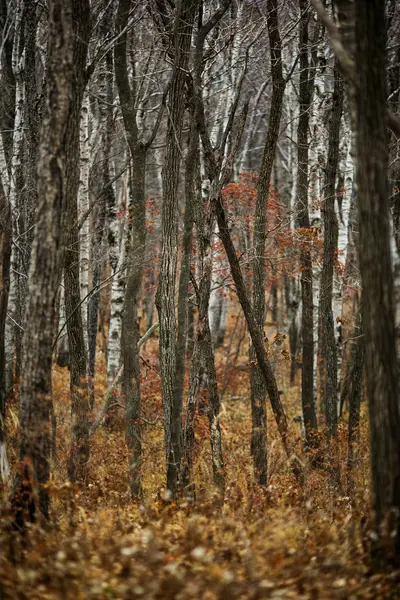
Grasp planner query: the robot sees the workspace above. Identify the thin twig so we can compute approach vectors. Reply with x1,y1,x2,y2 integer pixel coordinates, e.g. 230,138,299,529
89,322,159,436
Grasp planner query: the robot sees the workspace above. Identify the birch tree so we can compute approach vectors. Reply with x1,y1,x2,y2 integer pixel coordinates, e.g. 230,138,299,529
0,0,14,481
319,60,343,482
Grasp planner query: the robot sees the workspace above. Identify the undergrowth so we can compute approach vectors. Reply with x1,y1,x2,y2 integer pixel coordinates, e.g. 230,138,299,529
1,326,399,599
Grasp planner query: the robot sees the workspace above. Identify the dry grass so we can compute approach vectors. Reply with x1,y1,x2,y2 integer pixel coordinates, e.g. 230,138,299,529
1,327,399,599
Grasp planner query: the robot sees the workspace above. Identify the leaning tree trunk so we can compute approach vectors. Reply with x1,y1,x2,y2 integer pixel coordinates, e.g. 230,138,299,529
354,0,400,565
250,0,285,487
216,196,301,481
63,0,91,483
11,0,74,527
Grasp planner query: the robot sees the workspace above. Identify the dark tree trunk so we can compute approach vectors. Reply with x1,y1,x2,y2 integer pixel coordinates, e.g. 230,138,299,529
250,0,285,487
0,0,15,175
121,150,146,500
174,125,195,458
87,164,106,411
64,0,91,483
355,0,400,564
11,0,74,527
87,40,113,410
155,0,198,496
216,198,301,481
346,305,364,497
178,118,198,498
114,0,146,499
296,0,318,447
14,0,41,383
115,0,170,497
319,61,343,481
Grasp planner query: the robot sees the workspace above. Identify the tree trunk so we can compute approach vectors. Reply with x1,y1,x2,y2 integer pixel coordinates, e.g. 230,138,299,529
114,0,148,499
78,91,90,351
296,0,318,447
216,197,301,481
64,0,91,483
319,60,343,484
106,173,126,385
174,116,196,491
346,305,364,497
15,0,41,383
9,0,24,384
355,0,400,564
155,0,197,496
250,0,285,487
121,152,145,499
11,0,74,526
0,178,11,480
0,0,15,481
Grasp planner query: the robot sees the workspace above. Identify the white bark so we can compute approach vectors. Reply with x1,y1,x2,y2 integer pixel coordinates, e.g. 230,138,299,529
57,277,69,362
0,440,10,481
9,0,24,215
333,126,353,401
334,130,353,321
309,43,328,410
0,138,9,197
5,2,24,387
107,172,127,384
79,92,90,351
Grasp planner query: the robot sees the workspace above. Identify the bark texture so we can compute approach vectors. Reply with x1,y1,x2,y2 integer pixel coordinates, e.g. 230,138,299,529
355,0,400,564
345,306,364,497
296,0,318,446
115,0,147,499
250,0,285,486
64,0,91,483
216,198,301,481
155,0,198,496
0,178,11,480
319,61,343,479
12,0,74,526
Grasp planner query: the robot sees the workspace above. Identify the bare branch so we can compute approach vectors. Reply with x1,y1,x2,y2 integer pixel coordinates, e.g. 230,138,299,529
310,0,400,137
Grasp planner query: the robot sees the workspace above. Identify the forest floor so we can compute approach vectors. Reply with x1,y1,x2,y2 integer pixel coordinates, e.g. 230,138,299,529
1,317,400,599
